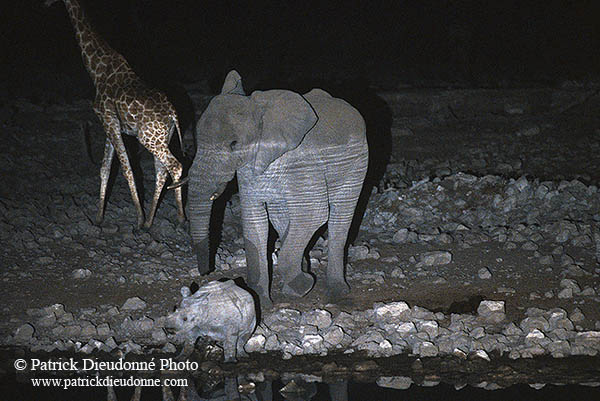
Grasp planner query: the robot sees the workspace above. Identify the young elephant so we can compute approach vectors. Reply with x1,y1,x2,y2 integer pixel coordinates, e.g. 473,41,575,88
188,70,368,308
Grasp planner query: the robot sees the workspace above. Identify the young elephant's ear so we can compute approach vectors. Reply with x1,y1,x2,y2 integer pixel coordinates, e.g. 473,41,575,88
250,90,318,176
221,70,245,95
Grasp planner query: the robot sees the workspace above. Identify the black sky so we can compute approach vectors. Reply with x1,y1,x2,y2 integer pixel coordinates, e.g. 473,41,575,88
2,0,599,94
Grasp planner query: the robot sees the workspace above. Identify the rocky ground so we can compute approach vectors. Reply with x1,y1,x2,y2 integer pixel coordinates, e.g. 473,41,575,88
1,85,600,386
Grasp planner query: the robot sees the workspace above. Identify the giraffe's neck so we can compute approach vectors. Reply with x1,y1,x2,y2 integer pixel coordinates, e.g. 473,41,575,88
61,0,136,87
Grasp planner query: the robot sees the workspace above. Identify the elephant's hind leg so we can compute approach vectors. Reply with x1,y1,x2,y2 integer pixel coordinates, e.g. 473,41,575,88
277,202,326,298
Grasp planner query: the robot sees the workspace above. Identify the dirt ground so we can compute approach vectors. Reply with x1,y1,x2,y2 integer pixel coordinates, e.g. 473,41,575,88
1,85,600,345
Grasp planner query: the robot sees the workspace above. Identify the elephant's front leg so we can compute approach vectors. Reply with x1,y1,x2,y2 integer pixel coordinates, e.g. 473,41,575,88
241,199,272,309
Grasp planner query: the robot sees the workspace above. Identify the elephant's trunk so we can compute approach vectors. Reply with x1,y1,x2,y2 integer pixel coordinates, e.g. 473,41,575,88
187,169,213,274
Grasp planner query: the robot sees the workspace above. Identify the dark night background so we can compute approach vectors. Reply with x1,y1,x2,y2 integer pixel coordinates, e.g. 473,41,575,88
2,0,600,102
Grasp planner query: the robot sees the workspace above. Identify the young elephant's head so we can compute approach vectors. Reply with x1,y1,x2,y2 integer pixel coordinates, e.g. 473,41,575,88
188,70,318,273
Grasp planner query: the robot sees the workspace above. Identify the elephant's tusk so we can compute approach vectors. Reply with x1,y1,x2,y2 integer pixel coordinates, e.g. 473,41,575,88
210,193,219,201
167,176,189,190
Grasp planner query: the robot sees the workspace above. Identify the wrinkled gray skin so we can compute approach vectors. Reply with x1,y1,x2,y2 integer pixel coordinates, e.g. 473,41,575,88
188,70,368,309
167,280,256,362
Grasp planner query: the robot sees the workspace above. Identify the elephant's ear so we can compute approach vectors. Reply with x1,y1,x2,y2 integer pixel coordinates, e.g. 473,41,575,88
250,90,318,176
221,70,245,95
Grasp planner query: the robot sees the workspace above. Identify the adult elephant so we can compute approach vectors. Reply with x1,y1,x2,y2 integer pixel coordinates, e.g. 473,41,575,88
188,70,368,308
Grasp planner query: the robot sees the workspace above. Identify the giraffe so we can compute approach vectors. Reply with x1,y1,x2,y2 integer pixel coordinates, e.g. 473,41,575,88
46,0,186,229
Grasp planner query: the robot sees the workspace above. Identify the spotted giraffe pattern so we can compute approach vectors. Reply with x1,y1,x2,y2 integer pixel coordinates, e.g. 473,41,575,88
47,0,185,228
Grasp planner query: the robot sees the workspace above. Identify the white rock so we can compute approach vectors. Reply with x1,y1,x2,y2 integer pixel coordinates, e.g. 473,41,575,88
526,329,545,340
396,322,417,335
478,267,492,279
71,269,92,279
414,341,438,357
417,320,439,339
477,300,505,322
302,334,324,354
374,302,410,321
472,349,491,361
244,334,266,353
302,309,332,330
323,326,345,347
376,376,413,390
418,251,452,266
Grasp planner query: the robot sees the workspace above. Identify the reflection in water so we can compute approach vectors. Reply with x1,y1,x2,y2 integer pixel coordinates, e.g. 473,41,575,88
3,349,600,400
100,376,349,401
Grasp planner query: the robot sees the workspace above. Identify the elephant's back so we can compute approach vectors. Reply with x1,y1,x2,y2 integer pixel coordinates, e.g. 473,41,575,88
302,89,367,149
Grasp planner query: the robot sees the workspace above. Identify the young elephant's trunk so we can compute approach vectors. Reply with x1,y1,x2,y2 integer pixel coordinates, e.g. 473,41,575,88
187,182,213,274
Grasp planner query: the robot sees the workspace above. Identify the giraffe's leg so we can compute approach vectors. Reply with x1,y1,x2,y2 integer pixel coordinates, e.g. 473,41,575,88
139,131,185,226
96,138,115,225
160,152,185,224
109,131,145,229
144,158,168,229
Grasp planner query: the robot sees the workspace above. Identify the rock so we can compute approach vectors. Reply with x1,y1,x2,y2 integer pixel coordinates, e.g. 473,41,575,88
557,288,573,299
581,287,597,297
416,320,439,339
525,329,545,345
71,268,92,279
418,251,452,266
348,245,370,260
244,334,266,353
162,342,177,354
38,314,56,328
302,309,332,330
122,316,154,336
353,360,378,372
264,308,302,331
97,323,112,337
352,332,386,347
376,376,413,390
411,306,436,320
414,341,438,357
120,340,142,354
121,297,147,311
301,334,324,354
470,326,486,339
392,229,409,243
80,322,97,338
151,328,167,343
522,241,538,251
560,278,581,294
570,308,585,323
322,326,345,347
477,300,505,322
516,125,540,137
472,349,491,361
503,322,523,336
374,302,411,321
14,324,35,343
520,316,550,332
396,322,418,335
265,334,280,351
478,267,492,279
